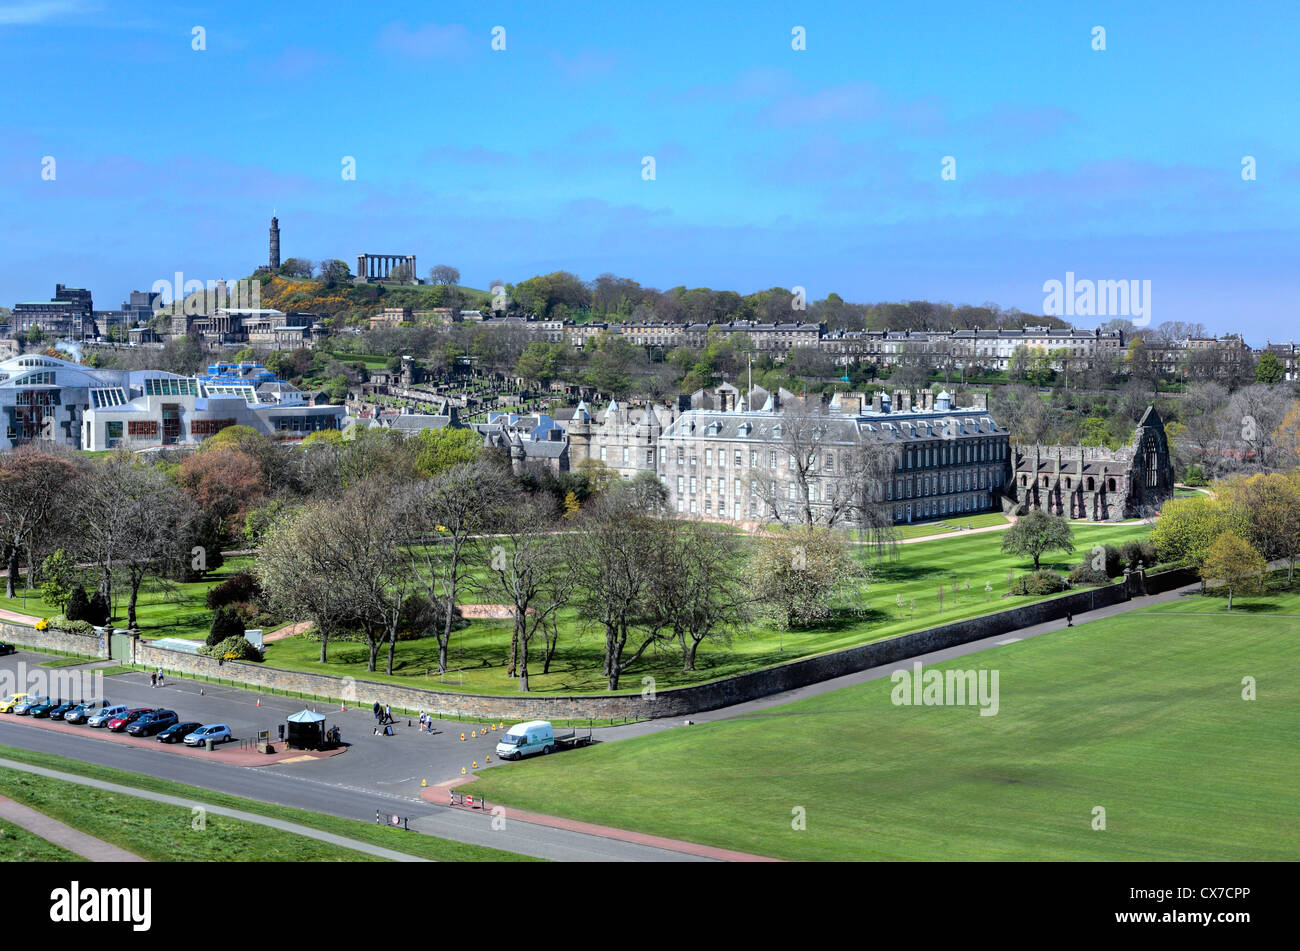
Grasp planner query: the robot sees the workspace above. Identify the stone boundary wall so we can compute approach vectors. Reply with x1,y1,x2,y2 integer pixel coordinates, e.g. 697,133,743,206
0,569,1195,721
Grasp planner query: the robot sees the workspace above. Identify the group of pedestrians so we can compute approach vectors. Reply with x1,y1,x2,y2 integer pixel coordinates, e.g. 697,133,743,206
149,668,165,687
417,710,436,734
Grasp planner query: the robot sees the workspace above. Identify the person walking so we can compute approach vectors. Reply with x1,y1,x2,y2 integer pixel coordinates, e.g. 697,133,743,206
150,672,157,688
157,671,165,687
373,700,381,721
384,704,392,724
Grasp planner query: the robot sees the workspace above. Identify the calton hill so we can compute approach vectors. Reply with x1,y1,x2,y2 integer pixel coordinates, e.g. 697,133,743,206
4,413,1300,699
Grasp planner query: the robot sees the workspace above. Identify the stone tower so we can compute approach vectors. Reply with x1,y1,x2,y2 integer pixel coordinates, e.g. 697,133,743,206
269,216,281,270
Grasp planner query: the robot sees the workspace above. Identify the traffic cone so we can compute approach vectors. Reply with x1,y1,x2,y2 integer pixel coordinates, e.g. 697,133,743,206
256,697,261,707
485,754,491,763
421,778,427,787
199,688,204,696
460,766,466,775
472,761,478,769
340,701,346,711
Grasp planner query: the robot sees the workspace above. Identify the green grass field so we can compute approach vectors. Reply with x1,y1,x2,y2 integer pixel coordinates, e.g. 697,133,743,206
0,556,260,641
468,586,1300,860
0,767,388,861
263,521,1153,695
890,511,1011,540
0,817,83,862
0,745,536,862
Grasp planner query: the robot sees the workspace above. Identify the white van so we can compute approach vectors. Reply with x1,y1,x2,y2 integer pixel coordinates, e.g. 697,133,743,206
87,704,128,728
495,720,555,760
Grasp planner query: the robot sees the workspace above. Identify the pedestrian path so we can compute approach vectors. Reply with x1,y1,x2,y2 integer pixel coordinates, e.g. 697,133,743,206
0,794,144,861
0,758,430,862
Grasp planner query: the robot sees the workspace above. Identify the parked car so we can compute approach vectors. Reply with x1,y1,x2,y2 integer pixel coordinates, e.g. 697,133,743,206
28,698,61,718
0,693,31,713
184,724,232,747
65,700,111,725
0,643,15,656
158,721,204,744
48,701,81,720
107,708,155,732
125,710,178,737
13,696,50,716
87,704,129,728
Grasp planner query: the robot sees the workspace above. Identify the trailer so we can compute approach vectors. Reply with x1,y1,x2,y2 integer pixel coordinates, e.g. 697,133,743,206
495,720,593,759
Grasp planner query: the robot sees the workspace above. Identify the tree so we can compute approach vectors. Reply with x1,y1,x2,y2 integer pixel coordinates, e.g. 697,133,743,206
77,455,191,630
256,498,356,664
647,520,751,671
389,262,414,283
38,549,79,613
570,491,668,690
279,258,314,279
413,427,480,477
1000,509,1074,571
1200,533,1265,610
317,259,352,285
747,401,858,529
748,526,860,632
63,586,91,623
207,605,246,646
1256,351,1286,385
1215,473,1300,581
486,501,573,690
0,446,81,599
429,265,461,287
1149,494,1245,567
177,446,266,537
1275,403,1300,471
407,460,515,673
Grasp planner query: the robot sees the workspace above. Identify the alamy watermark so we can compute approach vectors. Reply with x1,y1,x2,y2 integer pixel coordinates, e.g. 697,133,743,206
890,661,999,716
1,662,104,704
1042,271,1151,326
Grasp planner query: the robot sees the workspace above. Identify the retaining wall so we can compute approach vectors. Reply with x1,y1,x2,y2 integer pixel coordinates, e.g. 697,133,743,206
0,569,1195,720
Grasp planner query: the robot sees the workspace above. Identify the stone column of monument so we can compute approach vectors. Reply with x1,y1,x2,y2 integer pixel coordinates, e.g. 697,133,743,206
269,216,280,270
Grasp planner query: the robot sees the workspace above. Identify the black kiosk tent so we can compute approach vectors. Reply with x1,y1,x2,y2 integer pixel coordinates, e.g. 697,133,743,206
285,709,327,750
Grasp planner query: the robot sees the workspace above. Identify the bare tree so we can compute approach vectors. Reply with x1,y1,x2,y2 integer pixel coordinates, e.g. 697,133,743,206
0,446,82,599
77,455,190,630
408,459,515,673
646,520,750,671
570,490,669,690
256,498,356,664
486,500,574,690
746,401,859,529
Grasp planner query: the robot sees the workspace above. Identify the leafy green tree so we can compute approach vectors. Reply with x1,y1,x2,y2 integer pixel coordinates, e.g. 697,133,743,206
1150,495,1245,567
1255,351,1285,384
207,605,246,646
63,587,91,622
1001,509,1075,571
1200,533,1265,609
38,549,79,612
413,427,481,477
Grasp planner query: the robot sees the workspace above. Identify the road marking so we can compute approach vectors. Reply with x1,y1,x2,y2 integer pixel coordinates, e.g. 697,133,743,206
996,638,1022,645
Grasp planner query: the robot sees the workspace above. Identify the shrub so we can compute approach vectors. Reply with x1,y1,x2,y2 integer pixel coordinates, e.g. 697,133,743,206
1067,565,1111,587
64,587,91,623
207,606,246,647
35,618,49,631
1119,540,1158,571
85,591,111,627
205,572,263,611
1183,465,1208,487
201,635,263,662
1008,571,1069,596
47,615,96,636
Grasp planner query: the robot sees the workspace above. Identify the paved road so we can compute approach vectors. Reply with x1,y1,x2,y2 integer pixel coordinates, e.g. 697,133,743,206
0,577,1204,861
0,661,707,862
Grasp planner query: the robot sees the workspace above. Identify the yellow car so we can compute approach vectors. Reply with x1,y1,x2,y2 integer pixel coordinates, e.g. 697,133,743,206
0,693,31,713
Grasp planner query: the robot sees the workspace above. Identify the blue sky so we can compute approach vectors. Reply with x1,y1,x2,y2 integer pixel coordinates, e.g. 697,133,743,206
1,0,1296,340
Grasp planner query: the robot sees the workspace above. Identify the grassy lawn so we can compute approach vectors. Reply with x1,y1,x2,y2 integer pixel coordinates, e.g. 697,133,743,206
890,511,1011,540
0,817,83,861
0,767,387,861
468,587,1300,860
0,556,260,641
262,521,1153,696
0,745,537,862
